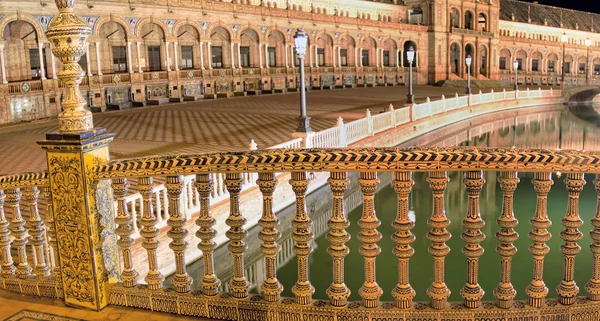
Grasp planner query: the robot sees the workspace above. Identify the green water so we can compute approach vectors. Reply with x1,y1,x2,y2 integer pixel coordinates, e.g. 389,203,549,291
178,105,600,303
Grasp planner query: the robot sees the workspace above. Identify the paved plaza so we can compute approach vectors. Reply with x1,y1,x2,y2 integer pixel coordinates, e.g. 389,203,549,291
0,85,522,175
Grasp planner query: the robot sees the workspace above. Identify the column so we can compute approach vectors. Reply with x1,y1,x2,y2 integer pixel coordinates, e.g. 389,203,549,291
237,43,242,68
174,42,179,71
230,42,235,69
415,50,419,68
332,46,336,68
360,48,364,67
376,48,379,67
86,42,92,76
50,45,57,79
95,42,102,75
314,45,318,67
338,46,341,68
0,44,7,84
265,44,270,68
38,42,46,80
355,47,358,67
290,45,295,68
136,42,142,73
400,50,404,68
199,41,205,70
126,41,133,73
259,43,263,68
165,41,171,71
208,42,213,69
285,44,289,68
396,49,400,67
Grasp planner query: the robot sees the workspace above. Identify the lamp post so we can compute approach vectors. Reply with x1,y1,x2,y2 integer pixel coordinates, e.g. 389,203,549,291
586,37,591,85
406,46,415,104
513,59,519,91
465,54,472,94
561,32,568,86
294,28,311,133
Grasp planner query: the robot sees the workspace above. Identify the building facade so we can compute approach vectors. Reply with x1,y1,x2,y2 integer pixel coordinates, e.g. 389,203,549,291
0,0,597,125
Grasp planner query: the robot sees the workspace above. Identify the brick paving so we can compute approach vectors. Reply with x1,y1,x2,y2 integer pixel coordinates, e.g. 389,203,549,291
0,85,519,175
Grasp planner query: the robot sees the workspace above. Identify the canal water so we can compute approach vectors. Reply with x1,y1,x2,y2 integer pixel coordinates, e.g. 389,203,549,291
176,104,600,303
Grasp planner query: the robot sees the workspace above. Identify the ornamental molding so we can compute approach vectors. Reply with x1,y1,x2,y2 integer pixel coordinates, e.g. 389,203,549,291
163,19,176,36
33,15,54,32
230,24,241,37
81,16,100,31
259,25,268,36
124,17,140,36
198,21,211,36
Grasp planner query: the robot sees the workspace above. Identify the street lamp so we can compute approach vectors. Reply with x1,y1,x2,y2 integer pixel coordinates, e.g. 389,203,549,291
465,54,472,94
294,28,311,133
561,32,568,85
406,46,415,104
586,37,592,85
513,59,519,91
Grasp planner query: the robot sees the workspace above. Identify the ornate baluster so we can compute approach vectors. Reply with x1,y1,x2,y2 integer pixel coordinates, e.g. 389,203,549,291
556,173,585,305
257,172,283,302
586,175,600,300
166,175,192,293
494,171,519,308
326,171,351,307
112,178,138,287
22,186,50,279
358,172,382,308
425,171,451,309
290,172,315,305
460,171,485,308
525,172,553,307
224,173,250,298
6,188,31,279
195,173,221,296
40,186,60,278
391,172,414,308
0,190,15,277
138,176,164,290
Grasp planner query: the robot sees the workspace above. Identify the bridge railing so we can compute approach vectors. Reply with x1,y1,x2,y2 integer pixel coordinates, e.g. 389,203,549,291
92,147,600,320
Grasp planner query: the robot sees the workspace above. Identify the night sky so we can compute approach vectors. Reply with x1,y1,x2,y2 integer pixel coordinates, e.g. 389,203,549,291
518,0,600,14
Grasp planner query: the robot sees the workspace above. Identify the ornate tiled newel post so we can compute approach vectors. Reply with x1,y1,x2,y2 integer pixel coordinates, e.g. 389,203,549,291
38,0,119,310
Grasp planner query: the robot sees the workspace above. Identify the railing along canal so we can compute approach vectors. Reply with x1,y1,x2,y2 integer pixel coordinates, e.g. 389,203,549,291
86,148,600,319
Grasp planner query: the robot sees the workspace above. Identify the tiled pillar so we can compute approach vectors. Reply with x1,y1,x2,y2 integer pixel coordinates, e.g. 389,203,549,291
95,42,102,75
38,42,47,80
136,42,142,73
165,41,171,71
237,43,242,68
208,42,213,69
126,41,133,73
174,42,179,71
50,45,57,79
265,44,269,68
259,43,263,68
199,41,205,70
0,44,7,84
230,42,235,69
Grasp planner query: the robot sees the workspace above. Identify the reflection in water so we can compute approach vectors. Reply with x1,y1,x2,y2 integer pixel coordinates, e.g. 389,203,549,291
176,105,599,303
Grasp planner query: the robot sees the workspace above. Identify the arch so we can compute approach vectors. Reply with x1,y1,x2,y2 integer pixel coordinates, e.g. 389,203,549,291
593,57,600,75
478,13,487,32
547,52,559,73
172,20,202,41
450,7,460,28
478,44,488,76
313,31,334,46
531,51,542,72
92,15,133,39
403,40,417,67
514,50,527,71
205,23,234,42
465,44,475,75
176,24,201,70
577,55,588,75
239,27,260,68
100,21,133,74
410,6,424,24
266,26,287,42
238,25,263,43
464,10,474,30
450,43,461,74
266,29,286,67
0,14,45,43
136,17,169,38
315,32,334,66
499,48,512,70
339,34,356,66
209,26,233,68
2,18,46,82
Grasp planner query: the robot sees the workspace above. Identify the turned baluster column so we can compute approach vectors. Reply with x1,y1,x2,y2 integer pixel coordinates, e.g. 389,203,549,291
225,173,250,298
138,176,164,290
556,173,585,305
290,172,315,305
257,172,283,302
112,178,138,287
460,171,486,308
6,188,31,279
0,190,15,277
494,171,519,308
40,186,59,278
525,172,553,307
586,175,600,300
195,173,221,296
23,186,50,279
166,175,192,293
358,172,382,308
326,171,351,307
425,171,451,309
391,172,415,308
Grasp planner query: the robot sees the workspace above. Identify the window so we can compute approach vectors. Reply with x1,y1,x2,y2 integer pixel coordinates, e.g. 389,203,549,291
317,48,325,66
595,64,600,75
383,50,390,66
548,60,555,72
499,57,507,70
516,58,523,71
240,46,250,67
532,59,539,72
564,62,571,74
181,46,193,69
147,46,161,71
340,49,348,66
212,46,223,68
579,63,586,74
268,47,276,67
112,46,127,73
362,50,369,66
